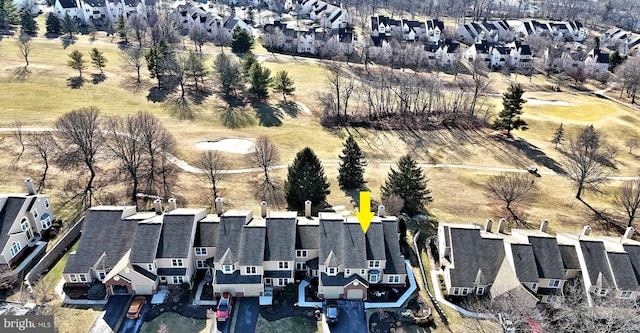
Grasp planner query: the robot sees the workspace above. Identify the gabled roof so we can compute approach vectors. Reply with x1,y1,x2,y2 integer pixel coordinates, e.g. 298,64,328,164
296,221,319,249
365,222,385,260
0,197,28,254
214,215,247,264
623,244,640,283
447,227,505,287
220,248,235,265
133,264,157,281
319,216,367,269
529,236,566,280
223,16,239,30
341,221,367,268
325,250,339,267
580,240,615,289
83,0,105,7
215,270,261,284
426,19,444,31
239,226,265,266
194,218,218,248
382,218,406,274
63,208,140,274
265,217,296,261
57,0,78,9
443,39,459,53
509,244,539,282
156,214,196,259
513,41,532,55
130,221,162,263
320,272,368,286
606,251,639,290
493,46,511,55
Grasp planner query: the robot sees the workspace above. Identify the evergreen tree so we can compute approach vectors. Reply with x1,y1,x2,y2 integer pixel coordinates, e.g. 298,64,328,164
87,21,96,40
20,10,37,34
249,62,272,101
337,135,366,190
231,26,253,54
271,70,295,102
116,15,128,43
241,51,256,76
89,47,107,74
285,147,330,211
67,50,87,77
144,39,171,88
0,0,20,28
62,12,77,38
608,50,623,72
491,84,528,135
45,12,61,34
213,52,243,98
381,154,432,216
551,123,565,149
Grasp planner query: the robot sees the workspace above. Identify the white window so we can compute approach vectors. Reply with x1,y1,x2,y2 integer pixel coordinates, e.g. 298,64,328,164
295,262,306,271
278,262,289,269
69,274,77,282
223,265,234,273
246,266,257,274
476,287,485,295
195,248,207,256
296,250,307,258
44,199,50,208
41,216,51,229
277,278,287,286
531,283,538,290
368,272,380,283
196,260,207,269
9,242,21,257
327,267,336,275
98,272,106,280
388,275,400,284
453,288,460,295
79,274,87,282
31,209,38,219
172,259,184,267
548,280,560,288
172,276,184,284
20,218,29,231
621,291,632,299
368,260,380,268
461,288,468,295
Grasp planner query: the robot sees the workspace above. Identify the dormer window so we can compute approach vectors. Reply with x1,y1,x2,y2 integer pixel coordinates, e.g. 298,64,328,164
368,260,380,268
223,265,234,273
326,267,337,276
278,262,289,269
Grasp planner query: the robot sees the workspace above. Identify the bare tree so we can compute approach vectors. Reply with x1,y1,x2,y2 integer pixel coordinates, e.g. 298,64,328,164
54,107,103,208
317,63,355,119
12,120,26,165
16,34,34,68
136,112,178,200
486,172,537,225
625,136,639,154
615,178,640,228
195,150,229,203
126,14,147,48
28,132,56,191
564,125,609,200
382,194,404,216
120,47,145,85
247,135,280,186
189,24,208,53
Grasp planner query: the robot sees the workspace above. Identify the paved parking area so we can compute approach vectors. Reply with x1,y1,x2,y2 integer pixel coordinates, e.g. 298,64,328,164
117,296,150,333
234,298,259,333
103,295,131,330
326,301,367,333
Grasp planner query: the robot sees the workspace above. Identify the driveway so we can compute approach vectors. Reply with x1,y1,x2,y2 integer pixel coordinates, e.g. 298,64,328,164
233,298,259,333
103,295,131,330
327,301,367,333
117,296,150,333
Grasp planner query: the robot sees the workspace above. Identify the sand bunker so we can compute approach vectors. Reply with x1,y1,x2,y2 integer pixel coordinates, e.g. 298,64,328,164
527,98,571,106
195,138,255,154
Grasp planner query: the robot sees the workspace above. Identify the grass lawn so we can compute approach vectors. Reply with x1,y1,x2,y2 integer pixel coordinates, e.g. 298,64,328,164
139,312,211,333
255,315,320,333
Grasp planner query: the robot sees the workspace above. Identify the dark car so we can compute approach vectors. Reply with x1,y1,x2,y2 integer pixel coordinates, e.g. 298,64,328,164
126,296,146,319
325,301,339,324
216,292,233,321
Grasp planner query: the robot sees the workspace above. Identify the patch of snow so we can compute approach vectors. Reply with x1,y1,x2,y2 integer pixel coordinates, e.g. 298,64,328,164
195,138,255,154
256,56,266,63
297,102,312,114
526,98,570,106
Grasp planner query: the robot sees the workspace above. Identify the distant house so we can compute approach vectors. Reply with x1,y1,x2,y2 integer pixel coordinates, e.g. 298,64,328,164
55,0,81,21
0,179,55,269
508,41,533,68
425,19,444,43
584,48,610,72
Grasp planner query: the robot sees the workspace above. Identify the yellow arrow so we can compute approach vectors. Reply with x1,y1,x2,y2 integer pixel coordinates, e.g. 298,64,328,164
355,191,375,233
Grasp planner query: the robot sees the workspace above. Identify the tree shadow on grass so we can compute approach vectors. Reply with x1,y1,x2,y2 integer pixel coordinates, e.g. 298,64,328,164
91,73,106,84
495,136,567,175
147,87,171,103
252,102,283,127
220,104,256,129
44,32,60,40
164,96,198,120
277,101,301,117
60,37,76,49
190,88,213,105
10,66,29,81
66,76,84,89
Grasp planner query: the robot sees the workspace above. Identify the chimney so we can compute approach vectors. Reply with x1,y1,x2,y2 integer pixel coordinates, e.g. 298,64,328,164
25,178,36,196
260,201,267,218
215,197,224,215
497,218,506,233
540,220,548,233
305,200,312,218
377,205,385,217
485,219,493,232
167,198,177,212
624,227,635,239
582,225,592,237
153,199,162,214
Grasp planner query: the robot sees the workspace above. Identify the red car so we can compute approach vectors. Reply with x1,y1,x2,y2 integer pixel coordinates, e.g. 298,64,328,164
126,296,146,319
216,292,233,321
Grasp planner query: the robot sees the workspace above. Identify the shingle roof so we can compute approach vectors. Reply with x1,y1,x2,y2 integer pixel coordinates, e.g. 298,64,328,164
623,244,640,282
559,244,580,269
448,227,505,287
382,218,406,274
83,0,105,7
296,223,319,249
57,0,78,9
342,222,367,268
220,248,235,265
580,240,614,288
319,218,343,265
239,226,266,266
130,222,162,263
0,197,27,255
306,257,318,269
320,272,368,286
157,267,187,276
325,250,339,267
529,237,566,280
606,252,639,290
195,220,218,247
63,208,139,274
265,217,296,261
510,244,538,282
215,270,261,284
156,214,195,258
215,216,246,264
365,222,385,260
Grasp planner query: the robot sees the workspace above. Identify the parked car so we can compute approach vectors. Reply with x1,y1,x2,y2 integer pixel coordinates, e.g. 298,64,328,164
216,292,233,321
126,296,146,319
325,301,339,324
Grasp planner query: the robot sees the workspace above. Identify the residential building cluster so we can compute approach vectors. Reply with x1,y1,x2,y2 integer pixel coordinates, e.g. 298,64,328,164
174,2,251,42
61,199,407,302
438,220,640,307
54,0,154,25
601,27,640,56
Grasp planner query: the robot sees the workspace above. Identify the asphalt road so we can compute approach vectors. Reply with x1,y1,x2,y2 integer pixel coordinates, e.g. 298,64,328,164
103,295,131,331
327,301,368,333
234,298,259,333
117,296,150,333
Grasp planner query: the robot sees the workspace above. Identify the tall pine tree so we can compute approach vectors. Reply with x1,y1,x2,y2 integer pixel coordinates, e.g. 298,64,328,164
62,12,77,38
271,70,295,102
381,154,431,216
491,84,527,135
89,48,107,74
551,123,565,149
285,147,330,211
338,135,366,190
45,12,61,34
249,62,272,101
231,26,253,54
20,10,37,34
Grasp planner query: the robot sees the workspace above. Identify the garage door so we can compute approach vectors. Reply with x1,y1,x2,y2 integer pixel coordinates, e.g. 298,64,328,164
324,289,340,299
135,285,153,295
244,286,260,297
347,289,364,299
